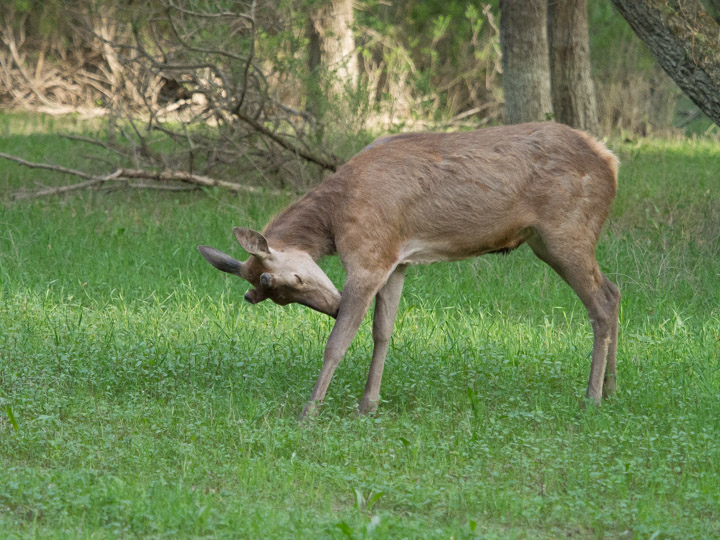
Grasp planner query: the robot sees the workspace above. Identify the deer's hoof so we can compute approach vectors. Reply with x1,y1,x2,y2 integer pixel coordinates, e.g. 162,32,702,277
602,376,617,399
298,401,321,422
357,398,379,416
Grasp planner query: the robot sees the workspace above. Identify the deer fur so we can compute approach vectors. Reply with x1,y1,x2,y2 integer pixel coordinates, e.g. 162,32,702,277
198,122,620,418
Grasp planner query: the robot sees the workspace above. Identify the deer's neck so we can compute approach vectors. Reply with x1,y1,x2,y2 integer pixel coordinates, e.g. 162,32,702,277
262,181,340,260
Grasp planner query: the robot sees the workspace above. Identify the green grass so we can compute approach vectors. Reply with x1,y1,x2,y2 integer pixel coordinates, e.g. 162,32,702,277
1,113,719,538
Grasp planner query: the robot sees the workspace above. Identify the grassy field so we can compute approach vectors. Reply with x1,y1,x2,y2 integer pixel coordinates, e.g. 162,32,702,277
1,114,719,538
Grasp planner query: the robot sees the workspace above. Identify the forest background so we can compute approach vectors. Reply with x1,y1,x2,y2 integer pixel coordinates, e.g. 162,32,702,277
2,0,719,193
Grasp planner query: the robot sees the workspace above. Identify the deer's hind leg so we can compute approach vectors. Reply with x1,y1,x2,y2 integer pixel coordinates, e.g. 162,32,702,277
527,232,620,404
600,274,620,397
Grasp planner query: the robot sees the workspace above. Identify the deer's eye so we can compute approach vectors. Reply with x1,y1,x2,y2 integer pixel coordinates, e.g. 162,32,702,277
293,274,303,286
259,273,273,288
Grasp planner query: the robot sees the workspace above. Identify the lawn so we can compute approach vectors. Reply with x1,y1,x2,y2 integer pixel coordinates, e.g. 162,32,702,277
1,114,719,538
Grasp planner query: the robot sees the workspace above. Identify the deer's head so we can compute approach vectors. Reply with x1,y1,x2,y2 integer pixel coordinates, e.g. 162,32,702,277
198,228,342,318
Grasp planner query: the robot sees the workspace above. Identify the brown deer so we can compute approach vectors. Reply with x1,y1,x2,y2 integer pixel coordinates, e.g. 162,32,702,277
198,122,620,418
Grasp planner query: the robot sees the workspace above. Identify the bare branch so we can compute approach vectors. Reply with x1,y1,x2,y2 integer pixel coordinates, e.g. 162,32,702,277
59,134,124,156
116,168,268,192
165,0,255,22
164,7,248,63
0,151,280,200
3,0,344,192
233,109,339,172
0,151,102,181
234,0,257,112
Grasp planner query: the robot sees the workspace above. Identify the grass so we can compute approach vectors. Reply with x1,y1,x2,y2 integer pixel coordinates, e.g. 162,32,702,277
1,113,719,538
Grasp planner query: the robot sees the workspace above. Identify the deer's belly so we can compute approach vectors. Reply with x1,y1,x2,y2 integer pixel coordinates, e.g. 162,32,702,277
398,229,532,265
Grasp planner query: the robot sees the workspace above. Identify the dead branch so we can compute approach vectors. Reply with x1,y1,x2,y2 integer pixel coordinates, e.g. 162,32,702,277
1,12,113,110
165,0,255,21
115,168,271,192
0,151,102,182
233,109,339,172
0,151,279,200
59,134,123,155
3,0,345,191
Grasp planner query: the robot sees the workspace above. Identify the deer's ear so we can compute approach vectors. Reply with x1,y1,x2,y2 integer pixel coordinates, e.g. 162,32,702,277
233,227,270,259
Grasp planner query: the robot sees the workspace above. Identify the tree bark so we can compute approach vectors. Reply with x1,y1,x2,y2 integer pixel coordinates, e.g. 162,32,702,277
547,0,600,134
500,0,553,123
307,0,358,96
611,0,720,127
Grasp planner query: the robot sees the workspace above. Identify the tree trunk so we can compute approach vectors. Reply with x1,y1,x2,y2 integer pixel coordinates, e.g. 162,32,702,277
703,0,720,20
547,0,599,134
307,0,358,96
500,0,553,123
611,0,720,127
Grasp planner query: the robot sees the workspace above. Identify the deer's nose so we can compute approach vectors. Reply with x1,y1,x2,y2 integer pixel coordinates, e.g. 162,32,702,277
244,290,260,304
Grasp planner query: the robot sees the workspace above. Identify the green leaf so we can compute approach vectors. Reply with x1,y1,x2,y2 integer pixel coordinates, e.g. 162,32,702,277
366,491,384,512
6,405,19,431
336,521,355,539
353,487,365,510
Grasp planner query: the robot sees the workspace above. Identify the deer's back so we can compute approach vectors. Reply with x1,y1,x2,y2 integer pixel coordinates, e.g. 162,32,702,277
325,123,618,266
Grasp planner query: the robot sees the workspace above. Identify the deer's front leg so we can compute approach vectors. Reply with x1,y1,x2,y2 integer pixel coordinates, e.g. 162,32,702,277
300,277,380,420
359,265,407,415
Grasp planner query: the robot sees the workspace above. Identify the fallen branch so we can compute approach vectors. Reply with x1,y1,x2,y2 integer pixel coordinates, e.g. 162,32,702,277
14,170,123,198
114,168,271,193
0,151,100,181
0,151,280,199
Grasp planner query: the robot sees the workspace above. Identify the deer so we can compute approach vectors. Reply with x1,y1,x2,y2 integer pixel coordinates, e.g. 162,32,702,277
198,122,620,419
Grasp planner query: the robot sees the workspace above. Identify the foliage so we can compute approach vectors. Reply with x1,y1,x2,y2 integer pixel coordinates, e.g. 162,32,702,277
355,0,502,123
1,114,719,538
2,1,701,131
